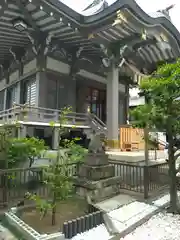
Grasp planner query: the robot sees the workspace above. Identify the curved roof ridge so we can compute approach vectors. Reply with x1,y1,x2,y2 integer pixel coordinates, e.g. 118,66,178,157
51,0,179,40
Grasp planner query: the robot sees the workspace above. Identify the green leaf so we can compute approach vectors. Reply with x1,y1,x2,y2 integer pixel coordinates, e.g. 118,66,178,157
131,59,180,134
49,121,55,127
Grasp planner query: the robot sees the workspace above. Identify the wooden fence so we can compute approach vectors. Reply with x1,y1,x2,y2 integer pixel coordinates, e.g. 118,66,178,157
119,125,144,151
0,162,81,207
119,125,166,151
0,161,171,207
110,160,169,198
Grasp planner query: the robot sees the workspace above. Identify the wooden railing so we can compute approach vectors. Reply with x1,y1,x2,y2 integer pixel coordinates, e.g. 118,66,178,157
88,113,107,135
0,104,108,136
0,105,83,126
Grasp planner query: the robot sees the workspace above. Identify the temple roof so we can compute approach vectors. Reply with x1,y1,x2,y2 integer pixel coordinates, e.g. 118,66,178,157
0,0,180,76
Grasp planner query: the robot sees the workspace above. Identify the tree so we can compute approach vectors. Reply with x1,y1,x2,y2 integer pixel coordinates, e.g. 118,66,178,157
0,125,13,169
8,137,48,168
131,60,180,213
27,151,74,225
27,106,86,225
0,122,47,169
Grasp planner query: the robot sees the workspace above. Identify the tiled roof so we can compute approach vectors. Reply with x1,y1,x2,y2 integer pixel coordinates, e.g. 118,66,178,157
0,0,179,75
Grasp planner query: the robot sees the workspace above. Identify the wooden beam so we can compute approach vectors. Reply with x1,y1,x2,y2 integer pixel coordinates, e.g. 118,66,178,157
14,0,40,33
0,0,9,16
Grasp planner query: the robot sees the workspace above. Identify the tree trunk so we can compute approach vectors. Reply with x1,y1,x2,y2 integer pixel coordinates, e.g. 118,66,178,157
51,194,56,225
29,157,34,168
169,156,178,213
168,134,180,213
51,146,59,226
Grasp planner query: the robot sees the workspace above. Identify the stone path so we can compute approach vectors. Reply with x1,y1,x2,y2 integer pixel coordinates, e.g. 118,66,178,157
95,194,136,212
70,192,180,240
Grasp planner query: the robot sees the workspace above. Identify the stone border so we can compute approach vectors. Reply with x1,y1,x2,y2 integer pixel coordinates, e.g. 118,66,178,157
63,211,104,238
4,203,103,240
5,207,64,240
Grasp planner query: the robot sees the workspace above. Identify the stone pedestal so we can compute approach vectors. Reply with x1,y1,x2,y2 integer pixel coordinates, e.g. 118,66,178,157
75,153,121,203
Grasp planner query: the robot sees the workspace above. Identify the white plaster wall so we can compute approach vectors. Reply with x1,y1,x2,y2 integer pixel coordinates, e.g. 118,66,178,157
9,70,19,84
47,57,70,74
23,59,37,75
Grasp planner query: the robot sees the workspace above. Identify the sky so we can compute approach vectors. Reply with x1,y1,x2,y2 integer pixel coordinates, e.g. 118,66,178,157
61,0,180,31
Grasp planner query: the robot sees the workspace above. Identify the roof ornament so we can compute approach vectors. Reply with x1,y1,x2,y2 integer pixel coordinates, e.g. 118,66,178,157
100,43,127,68
88,33,95,39
112,10,127,26
69,47,93,79
76,46,93,64
59,48,68,58
100,44,114,68
26,32,54,56
82,0,108,15
9,48,17,62
120,45,128,56
141,29,147,40
76,47,84,58
157,4,175,21
8,47,25,63
50,44,58,53
44,33,54,55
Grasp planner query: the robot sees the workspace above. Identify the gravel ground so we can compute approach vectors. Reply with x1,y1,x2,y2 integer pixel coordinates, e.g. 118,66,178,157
122,211,180,240
71,224,111,240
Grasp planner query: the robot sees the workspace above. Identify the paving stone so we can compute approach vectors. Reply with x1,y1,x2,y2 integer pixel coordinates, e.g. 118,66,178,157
70,192,178,240
95,194,135,212
108,201,151,222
